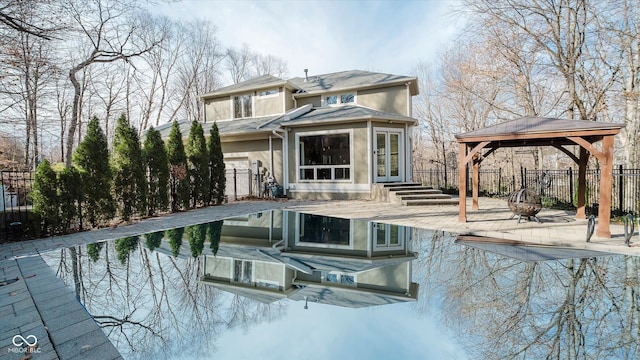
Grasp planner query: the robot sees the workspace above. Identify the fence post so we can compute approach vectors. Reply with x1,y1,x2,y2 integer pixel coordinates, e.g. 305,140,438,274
569,167,573,205
233,168,238,201
618,164,623,214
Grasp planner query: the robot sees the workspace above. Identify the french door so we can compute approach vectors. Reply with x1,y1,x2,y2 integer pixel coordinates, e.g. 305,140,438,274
374,129,403,182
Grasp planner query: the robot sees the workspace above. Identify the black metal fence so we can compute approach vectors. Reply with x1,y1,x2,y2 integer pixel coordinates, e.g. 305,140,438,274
225,168,253,200
0,171,32,241
414,165,640,216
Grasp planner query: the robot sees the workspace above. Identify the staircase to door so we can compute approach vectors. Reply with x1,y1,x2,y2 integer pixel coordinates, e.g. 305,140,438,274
372,182,459,206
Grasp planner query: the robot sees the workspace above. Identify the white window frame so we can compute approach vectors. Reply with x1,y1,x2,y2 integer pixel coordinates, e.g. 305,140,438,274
231,259,254,284
258,88,279,98
322,271,357,286
295,129,354,183
372,222,405,251
322,92,357,107
232,93,253,119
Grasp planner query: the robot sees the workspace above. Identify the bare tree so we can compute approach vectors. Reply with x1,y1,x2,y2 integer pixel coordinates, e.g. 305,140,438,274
61,0,163,166
0,0,61,40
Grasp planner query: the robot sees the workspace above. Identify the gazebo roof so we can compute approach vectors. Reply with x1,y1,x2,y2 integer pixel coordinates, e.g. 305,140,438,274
455,117,624,144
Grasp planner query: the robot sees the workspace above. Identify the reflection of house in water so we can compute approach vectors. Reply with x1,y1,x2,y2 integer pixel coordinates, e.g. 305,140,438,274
199,210,419,308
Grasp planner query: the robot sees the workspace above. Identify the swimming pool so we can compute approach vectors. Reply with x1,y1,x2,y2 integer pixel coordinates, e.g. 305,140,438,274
41,209,639,359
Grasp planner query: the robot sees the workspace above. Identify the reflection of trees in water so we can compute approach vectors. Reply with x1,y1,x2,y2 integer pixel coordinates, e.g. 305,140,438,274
44,234,287,359
412,229,640,359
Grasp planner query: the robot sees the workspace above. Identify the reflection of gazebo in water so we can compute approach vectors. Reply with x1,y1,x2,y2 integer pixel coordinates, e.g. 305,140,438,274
455,117,625,238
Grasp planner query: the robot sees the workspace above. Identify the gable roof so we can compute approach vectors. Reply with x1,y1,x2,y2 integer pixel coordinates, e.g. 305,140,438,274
198,74,290,98
455,117,624,142
289,69,418,96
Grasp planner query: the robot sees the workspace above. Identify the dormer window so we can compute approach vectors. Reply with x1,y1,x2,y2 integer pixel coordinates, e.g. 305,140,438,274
323,93,355,106
233,94,252,118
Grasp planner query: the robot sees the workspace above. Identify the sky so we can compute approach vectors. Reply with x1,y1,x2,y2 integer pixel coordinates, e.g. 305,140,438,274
211,299,468,360
152,0,464,84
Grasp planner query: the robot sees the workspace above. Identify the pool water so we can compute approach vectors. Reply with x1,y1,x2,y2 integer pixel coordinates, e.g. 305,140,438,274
41,209,639,359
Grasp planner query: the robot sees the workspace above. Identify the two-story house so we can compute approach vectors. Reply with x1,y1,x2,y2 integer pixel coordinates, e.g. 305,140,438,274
158,70,419,200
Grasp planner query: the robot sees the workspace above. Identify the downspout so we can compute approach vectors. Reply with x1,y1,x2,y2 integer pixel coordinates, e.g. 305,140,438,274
405,82,412,117
406,82,413,182
202,99,206,123
272,130,286,195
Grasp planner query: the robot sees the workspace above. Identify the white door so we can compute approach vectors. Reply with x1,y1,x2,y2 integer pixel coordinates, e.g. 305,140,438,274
374,129,403,182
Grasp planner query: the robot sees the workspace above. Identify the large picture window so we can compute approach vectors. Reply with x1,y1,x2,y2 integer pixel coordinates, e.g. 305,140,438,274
298,133,351,181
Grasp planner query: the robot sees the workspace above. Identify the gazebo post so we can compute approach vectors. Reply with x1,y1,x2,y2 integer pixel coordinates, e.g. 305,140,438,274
576,147,588,219
458,143,467,222
596,135,614,238
472,156,479,210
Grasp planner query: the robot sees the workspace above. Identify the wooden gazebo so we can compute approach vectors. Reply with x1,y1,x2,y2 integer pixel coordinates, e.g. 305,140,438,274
455,117,625,238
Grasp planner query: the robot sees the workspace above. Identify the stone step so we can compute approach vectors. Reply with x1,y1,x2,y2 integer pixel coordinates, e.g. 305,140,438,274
393,189,443,196
402,198,460,206
388,186,434,192
399,194,453,201
380,182,423,188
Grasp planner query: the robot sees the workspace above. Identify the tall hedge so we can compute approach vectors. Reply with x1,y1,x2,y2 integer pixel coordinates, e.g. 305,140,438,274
73,116,115,227
208,122,226,204
31,159,59,234
143,126,169,215
187,121,210,207
166,121,190,212
58,166,82,233
112,114,147,221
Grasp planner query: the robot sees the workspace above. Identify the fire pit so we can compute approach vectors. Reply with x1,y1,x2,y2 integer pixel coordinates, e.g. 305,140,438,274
508,188,542,223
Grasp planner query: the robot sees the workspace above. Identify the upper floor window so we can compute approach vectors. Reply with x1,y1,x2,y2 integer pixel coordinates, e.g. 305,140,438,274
325,95,338,105
323,93,355,106
258,89,278,97
233,94,252,118
340,94,354,103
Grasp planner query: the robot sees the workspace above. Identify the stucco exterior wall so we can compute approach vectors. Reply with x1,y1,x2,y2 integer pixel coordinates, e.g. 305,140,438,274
205,257,232,279
254,262,284,284
357,85,408,116
254,90,283,117
284,88,295,111
296,95,321,108
357,262,409,294
222,137,284,185
205,97,231,122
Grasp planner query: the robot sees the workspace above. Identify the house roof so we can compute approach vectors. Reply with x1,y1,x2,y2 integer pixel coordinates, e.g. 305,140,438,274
198,74,291,98
289,283,417,308
196,69,419,99
280,252,416,273
156,115,283,139
455,117,625,143
289,70,418,96
280,105,417,127
155,103,415,138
